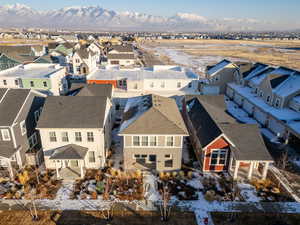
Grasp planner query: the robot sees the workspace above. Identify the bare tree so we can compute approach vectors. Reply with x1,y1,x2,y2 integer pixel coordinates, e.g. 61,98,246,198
159,183,172,222
29,187,39,221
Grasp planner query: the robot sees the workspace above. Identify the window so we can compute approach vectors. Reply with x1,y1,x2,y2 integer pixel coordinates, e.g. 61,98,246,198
149,136,157,146
177,82,181,88
259,90,263,97
30,81,35,87
165,159,173,167
3,80,7,86
29,133,37,148
266,96,271,103
275,98,281,108
149,155,156,162
75,132,82,142
133,136,140,146
210,149,227,165
87,132,94,142
254,88,258,94
49,131,57,142
1,129,10,141
161,82,165,88
43,81,48,87
61,132,69,142
20,121,26,136
89,151,96,163
166,136,174,147
15,80,19,86
133,154,147,159
188,82,192,88
150,82,154,88
165,154,172,159
141,136,148,146
34,110,41,122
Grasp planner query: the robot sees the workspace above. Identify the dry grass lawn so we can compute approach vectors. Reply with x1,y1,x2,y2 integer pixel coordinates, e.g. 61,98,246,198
0,210,197,225
143,39,300,70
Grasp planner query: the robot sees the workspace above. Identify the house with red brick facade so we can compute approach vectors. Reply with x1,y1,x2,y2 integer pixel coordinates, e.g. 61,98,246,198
182,95,273,180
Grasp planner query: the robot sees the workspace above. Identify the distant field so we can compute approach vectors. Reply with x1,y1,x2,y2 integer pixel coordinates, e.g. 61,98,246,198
0,38,53,46
142,39,300,73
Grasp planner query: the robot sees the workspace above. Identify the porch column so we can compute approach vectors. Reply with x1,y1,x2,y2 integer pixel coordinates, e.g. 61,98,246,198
80,160,84,179
229,155,234,171
262,162,270,180
7,159,14,180
247,162,254,180
233,161,240,180
62,160,66,168
55,160,60,179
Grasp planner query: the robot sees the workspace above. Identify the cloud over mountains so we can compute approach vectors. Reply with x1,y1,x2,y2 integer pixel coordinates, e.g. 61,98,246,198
0,3,284,31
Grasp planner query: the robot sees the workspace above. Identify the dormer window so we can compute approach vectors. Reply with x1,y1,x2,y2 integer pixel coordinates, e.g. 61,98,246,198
259,91,264,97
275,98,281,108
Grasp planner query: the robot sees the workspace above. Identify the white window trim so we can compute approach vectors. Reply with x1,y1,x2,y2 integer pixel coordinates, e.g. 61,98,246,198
209,149,228,166
87,132,94,142
75,132,82,142
20,120,27,136
34,110,40,122
165,136,175,147
28,132,38,149
132,135,158,147
127,135,181,148
1,129,11,141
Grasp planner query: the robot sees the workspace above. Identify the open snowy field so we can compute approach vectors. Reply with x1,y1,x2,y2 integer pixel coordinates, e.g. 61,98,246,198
142,39,300,75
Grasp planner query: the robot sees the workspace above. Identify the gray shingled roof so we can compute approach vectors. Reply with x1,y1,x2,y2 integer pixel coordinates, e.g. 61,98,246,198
49,144,88,160
37,96,108,128
0,88,31,126
120,94,188,135
107,53,135,60
110,44,133,53
76,84,113,98
186,95,273,161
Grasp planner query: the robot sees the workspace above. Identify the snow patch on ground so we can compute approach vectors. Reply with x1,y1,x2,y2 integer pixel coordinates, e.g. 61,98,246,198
238,183,261,202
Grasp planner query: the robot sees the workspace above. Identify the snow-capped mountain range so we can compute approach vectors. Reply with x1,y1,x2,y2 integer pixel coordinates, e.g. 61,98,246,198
0,3,280,31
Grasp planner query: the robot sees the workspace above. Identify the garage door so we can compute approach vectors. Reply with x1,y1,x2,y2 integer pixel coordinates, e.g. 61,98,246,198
234,93,243,106
268,118,286,136
253,108,267,125
226,87,234,98
243,100,254,114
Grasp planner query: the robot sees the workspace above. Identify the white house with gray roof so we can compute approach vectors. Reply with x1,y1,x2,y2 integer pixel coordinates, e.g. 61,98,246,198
37,96,112,179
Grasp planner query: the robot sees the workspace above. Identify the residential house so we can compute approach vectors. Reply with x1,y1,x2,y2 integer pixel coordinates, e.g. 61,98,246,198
50,42,74,69
0,63,68,95
119,94,189,172
72,48,98,75
88,42,103,63
182,95,273,180
226,65,300,148
107,54,136,67
0,88,46,179
200,59,252,94
37,96,113,179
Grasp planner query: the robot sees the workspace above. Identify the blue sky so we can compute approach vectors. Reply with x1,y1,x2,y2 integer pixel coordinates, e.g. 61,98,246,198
1,0,299,23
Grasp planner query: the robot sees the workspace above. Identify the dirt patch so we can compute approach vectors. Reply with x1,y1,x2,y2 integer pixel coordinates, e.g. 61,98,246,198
0,210,197,225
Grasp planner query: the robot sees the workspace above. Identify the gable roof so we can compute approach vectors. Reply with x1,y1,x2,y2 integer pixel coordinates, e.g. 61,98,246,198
186,95,236,147
268,74,290,89
75,48,89,60
0,88,31,126
207,59,232,76
49,144,88,160
76,84,113,98
186,95,273,161
110,44,133,53
243,63,269,79
120,94,188,135
107,53,135,60
37,96,108,129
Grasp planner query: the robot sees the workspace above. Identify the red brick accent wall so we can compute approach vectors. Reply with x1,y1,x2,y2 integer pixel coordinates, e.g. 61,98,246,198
203,137,230,172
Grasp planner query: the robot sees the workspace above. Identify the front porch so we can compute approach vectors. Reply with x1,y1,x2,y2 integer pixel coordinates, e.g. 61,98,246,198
229,157,271,181
49,144,89,180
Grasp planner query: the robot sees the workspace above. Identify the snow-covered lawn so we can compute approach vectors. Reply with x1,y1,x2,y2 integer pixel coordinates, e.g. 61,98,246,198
238,183,261,202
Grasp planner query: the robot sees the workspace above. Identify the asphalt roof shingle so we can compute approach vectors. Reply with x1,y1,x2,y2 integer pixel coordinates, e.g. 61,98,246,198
37,96,108,129
50,144,88,160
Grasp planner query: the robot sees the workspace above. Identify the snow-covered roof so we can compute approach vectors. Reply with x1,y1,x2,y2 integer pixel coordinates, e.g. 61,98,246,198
87,65,198,81
207,59,231,76
228,82,300,122
273,72,300,98
0,63,64,78
244,63,269,81
292,95,300,104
